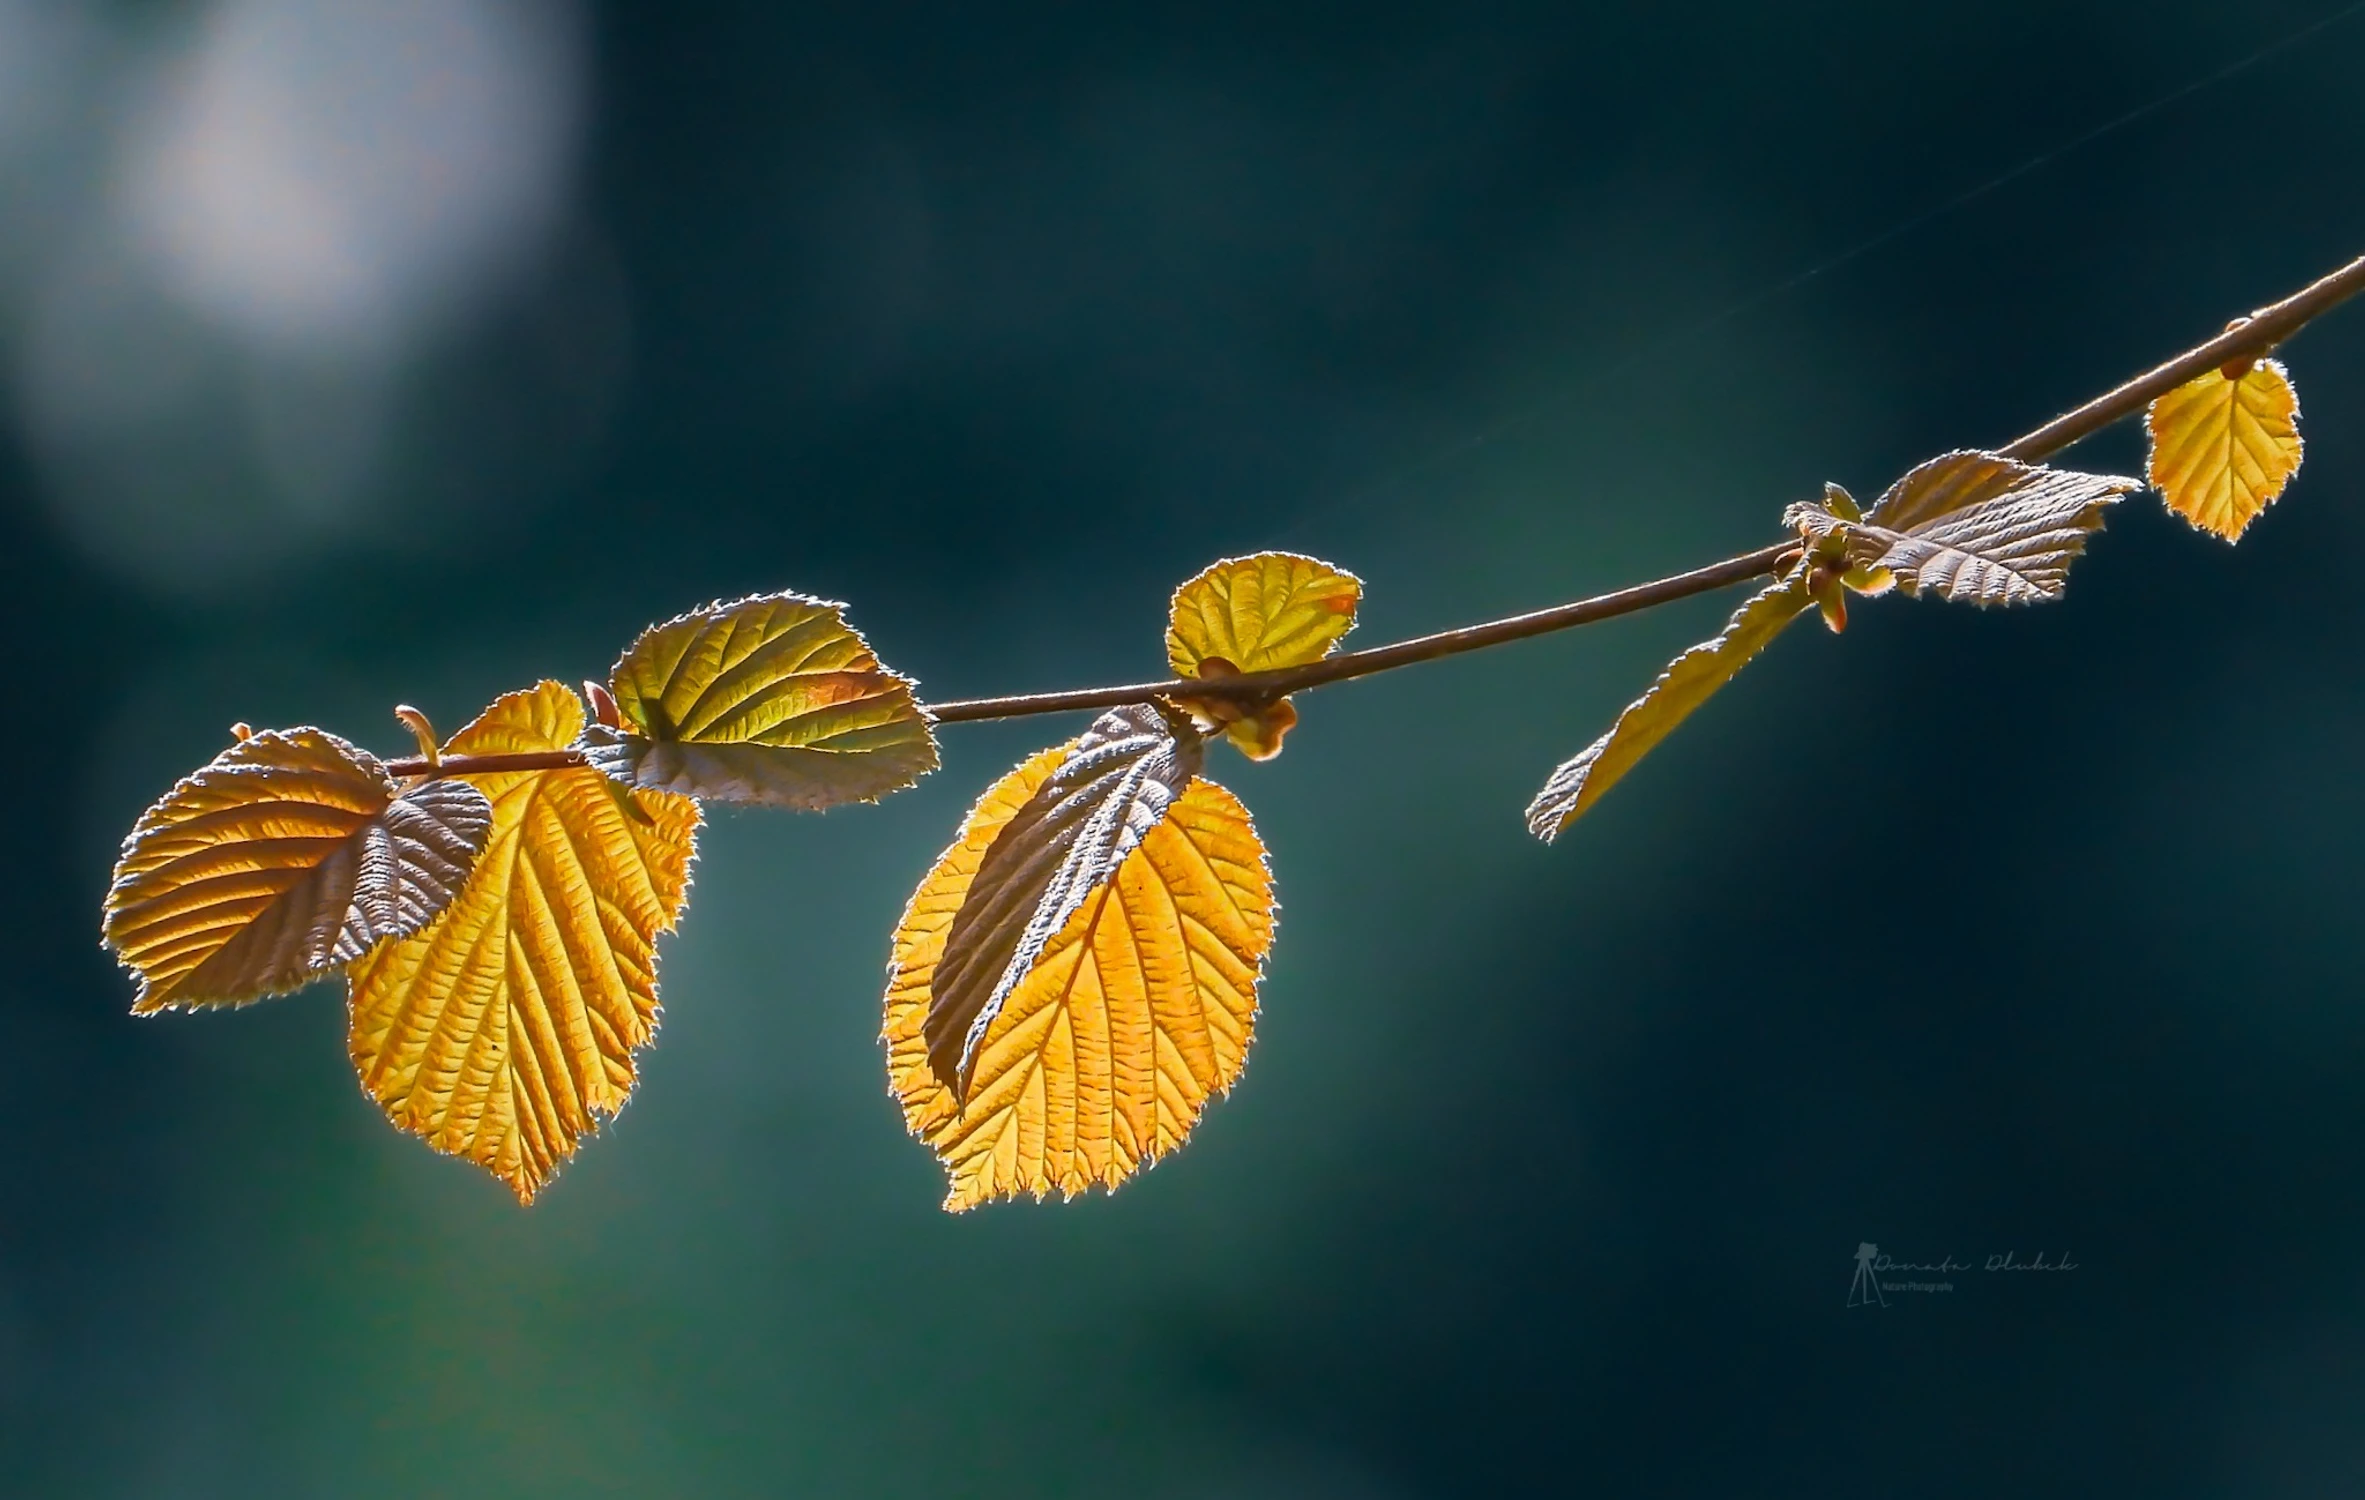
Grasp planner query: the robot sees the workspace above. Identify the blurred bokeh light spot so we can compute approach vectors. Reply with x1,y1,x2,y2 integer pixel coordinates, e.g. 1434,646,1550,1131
120,0,583,358
5,0,605,598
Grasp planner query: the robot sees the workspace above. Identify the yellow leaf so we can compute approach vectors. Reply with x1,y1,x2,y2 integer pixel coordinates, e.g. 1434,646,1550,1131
1166,552,1362,759
581,591,938,807
1526,573,1816,841
346,682,700,1203
105,728,493,1014
2145,357,2304,542
1167,552,1363,676
885,743,1274,1211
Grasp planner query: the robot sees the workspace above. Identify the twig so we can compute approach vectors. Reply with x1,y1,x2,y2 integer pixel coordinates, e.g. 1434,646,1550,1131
388,250,2365,774
924,251,2365,723
387,749,590,779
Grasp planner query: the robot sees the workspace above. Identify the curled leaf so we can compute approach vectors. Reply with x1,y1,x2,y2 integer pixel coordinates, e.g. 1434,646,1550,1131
1167,552,1361,759
922,701,1203,1095
105,728,493,1013
1175,655,1304,761
885,744,1273,1211
1807,451,2139,607
393,705,440,765
1802,555,1894,637
2145,357,2303,542
1211,685,1297,760
581,591,938,808
1814,579,1849,635
347,682,699,1203
1527,573,1816,841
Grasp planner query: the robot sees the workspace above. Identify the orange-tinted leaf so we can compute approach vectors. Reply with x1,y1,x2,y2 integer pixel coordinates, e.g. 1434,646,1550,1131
582,591,938,807
346,683,700,1203
1526,572,1816,841
1223,696,1297,760
105,728,492,1014
1814,576,1849,634
885,746,1274,1211
2145,357,2304,541
924,702,1203,1094
1166,552,1361,759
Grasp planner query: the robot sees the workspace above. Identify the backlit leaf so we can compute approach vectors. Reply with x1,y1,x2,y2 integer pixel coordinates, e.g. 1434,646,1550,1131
346,682,700,1203
105,728,492,1013
1167,552,1363,676
2145,357,2304,542
580,591,938,808
1835,451,2138,606
1166,552,1362,759
1526,573,1815,841
922,701,1204,1094
885,744,1273,1211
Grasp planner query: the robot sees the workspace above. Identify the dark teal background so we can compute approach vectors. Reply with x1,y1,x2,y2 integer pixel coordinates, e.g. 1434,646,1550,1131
9,2,2365,1495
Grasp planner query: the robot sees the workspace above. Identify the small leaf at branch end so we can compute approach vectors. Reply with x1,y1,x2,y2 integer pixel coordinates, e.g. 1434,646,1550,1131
583,591,938,808
104,729,493,1014
921,701,1204,1096
885,743,1273,1212
347,682,700,1203
1167,552,1362,759
1846,450,2138,606
1526,573,1816,842
2145,357,2304,542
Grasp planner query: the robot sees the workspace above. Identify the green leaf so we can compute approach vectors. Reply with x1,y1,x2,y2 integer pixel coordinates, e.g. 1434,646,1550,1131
580,591,938,808
1526,574,1815,841
1164,552,1363,757
923,701,1204,1096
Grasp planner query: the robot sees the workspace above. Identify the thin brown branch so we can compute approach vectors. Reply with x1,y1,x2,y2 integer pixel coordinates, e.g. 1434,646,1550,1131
390,249,2365,769
926,250,2365,725
2000,252,2365,460
926,544,1797,723
387,748,589,779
